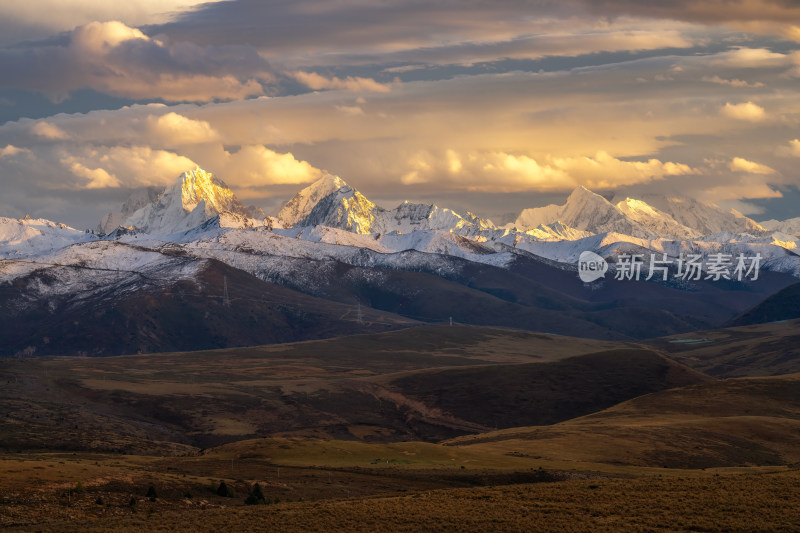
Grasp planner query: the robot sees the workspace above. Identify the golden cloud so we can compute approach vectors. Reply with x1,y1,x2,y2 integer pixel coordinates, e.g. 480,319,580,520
290,71,393,93
721,101,766,121
401,149,694,192
729,157,776,174
63,159,122,189
30,121,69,140
146,112,220,145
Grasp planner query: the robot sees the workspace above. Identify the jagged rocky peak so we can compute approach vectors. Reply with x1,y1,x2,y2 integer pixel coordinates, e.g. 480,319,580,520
386,201,469,233
276,173,350,227
177,168,249,216
513,185,762,240
761,216,800,237
103,167,258,235
300,182,384,234
620,193,766,236
515,185,619,231
277,177,500,237
100,186,164,233
568,185,608,203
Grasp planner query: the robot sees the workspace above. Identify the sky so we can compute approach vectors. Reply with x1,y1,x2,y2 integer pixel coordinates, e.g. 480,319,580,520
1,0,800,228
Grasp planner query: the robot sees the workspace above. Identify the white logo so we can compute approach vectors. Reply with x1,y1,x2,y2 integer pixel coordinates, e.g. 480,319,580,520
578,251,608,282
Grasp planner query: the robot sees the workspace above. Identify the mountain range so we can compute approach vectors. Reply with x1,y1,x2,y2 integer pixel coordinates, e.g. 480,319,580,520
2,167,800,356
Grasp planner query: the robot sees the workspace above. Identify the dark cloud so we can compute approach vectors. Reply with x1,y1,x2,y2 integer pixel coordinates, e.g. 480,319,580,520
0,21,273,102
576,0,800,24
152,0,579,63
155,0,800,63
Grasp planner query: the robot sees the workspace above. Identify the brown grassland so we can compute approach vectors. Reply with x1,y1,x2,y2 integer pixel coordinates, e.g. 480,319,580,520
1,448,799,532
2,323,800,531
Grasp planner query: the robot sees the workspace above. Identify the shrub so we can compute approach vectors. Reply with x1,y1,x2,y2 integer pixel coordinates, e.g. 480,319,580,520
245,483,266,505
217,481,233,497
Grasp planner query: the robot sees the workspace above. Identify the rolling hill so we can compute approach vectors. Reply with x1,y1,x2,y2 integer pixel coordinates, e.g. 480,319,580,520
448,372,800,469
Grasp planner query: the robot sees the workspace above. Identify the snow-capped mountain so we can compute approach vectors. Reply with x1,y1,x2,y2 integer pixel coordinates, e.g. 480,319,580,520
761,217,800,237
519,221,594,241
295,179,385,234
4,166,800,357
516,187,700,239
279,174,499,238
99,186,164,233
276,174,352,227
627,193,766,236
378,201,496,237
0,215,96,258
105,168,260,235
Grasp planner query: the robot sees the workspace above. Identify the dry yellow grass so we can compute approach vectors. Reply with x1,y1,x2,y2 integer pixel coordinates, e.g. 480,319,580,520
3,468,799,532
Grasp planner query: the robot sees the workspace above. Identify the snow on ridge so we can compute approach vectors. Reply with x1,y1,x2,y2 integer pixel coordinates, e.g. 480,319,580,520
0,239,206,312
0,216,96,259
761,216,800,237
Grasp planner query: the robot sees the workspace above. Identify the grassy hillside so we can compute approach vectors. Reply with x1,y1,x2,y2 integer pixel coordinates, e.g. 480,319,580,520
449,373,800,469
0,326,630,450
388,348,710,429
649,318,800,377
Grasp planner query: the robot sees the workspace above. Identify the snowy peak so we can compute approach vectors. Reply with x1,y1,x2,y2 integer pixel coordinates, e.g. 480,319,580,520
178,168,249,217
631,194,766,236
276,173,388,234
761,216,800,237
0,216,95,258
566,185,607,205
516,186,638,236
276,176,499,237
521,222,594,241
614,197,700,240
385,201,464,231
276,174,350,227
301,184,384,234
99,186,164,233
108,167,257,235
379,202,496,237
515,186,761,240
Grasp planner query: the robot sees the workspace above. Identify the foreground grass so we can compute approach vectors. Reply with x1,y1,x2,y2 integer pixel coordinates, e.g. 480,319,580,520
2,469,799,532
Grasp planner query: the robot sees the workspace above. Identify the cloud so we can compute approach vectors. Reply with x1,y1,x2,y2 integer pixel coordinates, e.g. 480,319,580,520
0,21,271,102
721,101,766,121
155,0,700,69
400,149,694,192
0,144,31,157
30,121,69,139
729,157,776,174
705,180,783,202
2,43,798,224
716,199,766,215
72,20,148,51
775,139,800,157
290,71,393,93
61,146,198,188
574,0,800,41
216,145,322,190
0,0,208,46
710,47,791,68
702,75,764,88
335,105,365,116
145,112,220,145
64,159,122,189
